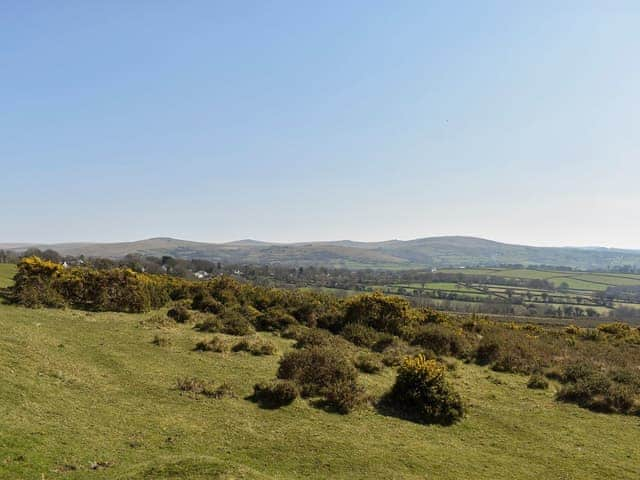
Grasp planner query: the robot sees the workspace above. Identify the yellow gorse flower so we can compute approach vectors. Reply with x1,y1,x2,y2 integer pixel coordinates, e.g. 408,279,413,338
400,354,445,381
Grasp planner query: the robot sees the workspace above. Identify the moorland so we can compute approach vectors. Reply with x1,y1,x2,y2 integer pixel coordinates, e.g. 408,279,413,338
1,258,640,479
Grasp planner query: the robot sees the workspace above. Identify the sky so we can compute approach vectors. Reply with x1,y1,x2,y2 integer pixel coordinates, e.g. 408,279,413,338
1,1,639,248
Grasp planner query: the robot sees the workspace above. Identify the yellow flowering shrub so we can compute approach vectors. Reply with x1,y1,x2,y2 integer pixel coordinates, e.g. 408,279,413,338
386,354,465,424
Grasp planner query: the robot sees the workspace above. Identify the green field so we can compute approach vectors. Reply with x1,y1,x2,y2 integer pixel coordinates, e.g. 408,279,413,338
2,304,640,479
437,268,640,287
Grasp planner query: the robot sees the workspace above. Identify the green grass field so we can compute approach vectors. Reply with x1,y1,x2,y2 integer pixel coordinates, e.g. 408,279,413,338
437,267,640,287
2,266,640,478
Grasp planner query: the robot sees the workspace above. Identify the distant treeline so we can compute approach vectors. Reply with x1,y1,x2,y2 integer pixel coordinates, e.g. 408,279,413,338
4,248,640,323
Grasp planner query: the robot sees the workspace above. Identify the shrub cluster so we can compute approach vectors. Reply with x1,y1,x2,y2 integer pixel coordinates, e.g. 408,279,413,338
556,363,638,414
196,310,254,336
474,329,547,374
384,354,465,425
277,345,364,413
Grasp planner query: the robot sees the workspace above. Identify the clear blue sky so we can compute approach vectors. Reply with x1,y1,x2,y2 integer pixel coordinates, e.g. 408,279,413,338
2,1,639,248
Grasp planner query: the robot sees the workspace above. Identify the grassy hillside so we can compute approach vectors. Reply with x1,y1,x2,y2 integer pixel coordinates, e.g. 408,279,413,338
0,263,16,288
7,236,640,270
1,300,639,479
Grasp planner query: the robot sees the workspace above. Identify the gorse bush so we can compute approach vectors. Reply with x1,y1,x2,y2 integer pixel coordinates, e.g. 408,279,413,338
232,336,277,356
411,324,469,357
276,345,364,412
340,323,380,348
385,354,465,425
343,292,427,336
252,380,299,408
195,315,225,333
191,292,224,314
167,305,191,323
195,336,228,353
556,362,638,414
277,346,359,397
474,329,546,374
12,257,175,312
354,353,383,374
322,379,366,414
219,309,255,336
597,322,634,337
255,306,297,331
293,328,333,349
176,377,236,399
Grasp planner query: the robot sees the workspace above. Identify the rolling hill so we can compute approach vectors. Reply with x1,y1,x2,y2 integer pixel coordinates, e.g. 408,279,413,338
3,236,640,270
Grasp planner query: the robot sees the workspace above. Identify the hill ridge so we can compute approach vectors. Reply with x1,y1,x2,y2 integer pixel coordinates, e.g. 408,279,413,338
2,235,640,270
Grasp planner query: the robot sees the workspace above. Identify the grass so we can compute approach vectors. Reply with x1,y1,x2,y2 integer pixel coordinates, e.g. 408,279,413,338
1,303,639,479
0,263,16,288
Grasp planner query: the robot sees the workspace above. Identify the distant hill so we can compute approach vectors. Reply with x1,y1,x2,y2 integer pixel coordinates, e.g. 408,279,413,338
4,235,640,270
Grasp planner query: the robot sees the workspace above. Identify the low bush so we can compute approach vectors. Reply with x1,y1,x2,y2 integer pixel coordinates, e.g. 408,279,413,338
611,369,640,390
371,333,400,352
195,336,228,353
411,324,468,357
556,364,637,414
280,325,306,340
232,336,277,356
207,382,236,399
323,380,366,414
219,309,254,336
384,354,465,425
379,339,419,367
255,307,297,332
293,328,333,349
191,293,224,314
354,353,383,374
343,292,424,336
527,373,549,390
176,377,235,398
474,330,544,374
176,376,211,394
252,380,299,408
340,323,380,348
167,305,191,323
195,315,225,333
277,346,359,399
597,322,632,337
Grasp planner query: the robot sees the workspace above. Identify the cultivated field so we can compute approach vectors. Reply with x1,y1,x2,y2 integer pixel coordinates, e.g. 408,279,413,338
365,267,640,321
